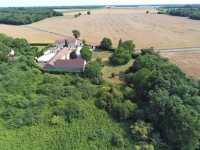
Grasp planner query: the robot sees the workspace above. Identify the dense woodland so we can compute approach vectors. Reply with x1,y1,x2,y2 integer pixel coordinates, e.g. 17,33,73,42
0,7,63,25
0,33,200,149
159,5,200,20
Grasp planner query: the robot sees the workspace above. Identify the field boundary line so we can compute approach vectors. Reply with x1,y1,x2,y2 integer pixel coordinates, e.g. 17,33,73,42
135,47,200,53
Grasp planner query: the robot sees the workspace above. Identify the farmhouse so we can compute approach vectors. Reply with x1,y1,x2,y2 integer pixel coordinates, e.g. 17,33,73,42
55,38,65,48
55,37,79,48
45,47,86,70
66,37,77,48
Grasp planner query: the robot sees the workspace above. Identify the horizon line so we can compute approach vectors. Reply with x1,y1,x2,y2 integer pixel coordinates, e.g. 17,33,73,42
0,3,200,7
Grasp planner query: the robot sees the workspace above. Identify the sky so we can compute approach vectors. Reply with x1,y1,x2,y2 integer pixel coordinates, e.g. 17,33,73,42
1,0,200,7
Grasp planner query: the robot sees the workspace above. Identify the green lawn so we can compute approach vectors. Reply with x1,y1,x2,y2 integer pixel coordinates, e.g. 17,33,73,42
92,49,134,83
102,59,134,83
36,46,46,51
92,49,113,61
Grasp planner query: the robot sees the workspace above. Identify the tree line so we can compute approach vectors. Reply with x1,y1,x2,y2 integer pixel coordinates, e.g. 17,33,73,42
0,7,63,25
124,48,200,149
158,7,200,20
0,33,39,57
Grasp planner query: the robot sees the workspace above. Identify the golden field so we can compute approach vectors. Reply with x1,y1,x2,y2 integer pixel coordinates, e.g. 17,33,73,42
0,24,59,43
160,51,200,79
0,8,200,49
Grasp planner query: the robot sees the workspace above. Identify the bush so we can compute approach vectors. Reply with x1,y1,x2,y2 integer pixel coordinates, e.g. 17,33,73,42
100,37,112,50
30,43,52,46
65,102,84,122
157,11,164,14
109,47,131,65
111,72,115,78
132,53,140,59
111,133,125,147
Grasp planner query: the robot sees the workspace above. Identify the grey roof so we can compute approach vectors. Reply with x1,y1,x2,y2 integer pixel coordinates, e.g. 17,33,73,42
54,59,85,69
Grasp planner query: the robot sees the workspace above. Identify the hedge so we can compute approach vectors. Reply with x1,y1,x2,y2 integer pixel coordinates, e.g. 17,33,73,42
36,44,53,58
30,43,53,46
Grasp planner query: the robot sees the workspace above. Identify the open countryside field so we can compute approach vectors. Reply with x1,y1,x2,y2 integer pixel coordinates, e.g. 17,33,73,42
0,8,200,49
24,8,200,49
0,24,59,43
160,51,200,79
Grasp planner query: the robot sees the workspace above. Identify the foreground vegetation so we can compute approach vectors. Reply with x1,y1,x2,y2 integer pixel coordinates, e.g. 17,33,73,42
0,33,200,149
0,7,63,25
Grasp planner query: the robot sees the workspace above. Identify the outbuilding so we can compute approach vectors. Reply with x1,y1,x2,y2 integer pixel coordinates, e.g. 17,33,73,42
86,42,98,50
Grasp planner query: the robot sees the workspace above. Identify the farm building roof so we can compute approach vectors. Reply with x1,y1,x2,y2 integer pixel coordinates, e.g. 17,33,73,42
66,37,77,43
54,59,85,69
55,38,65,43
37,53,56,62
47,47,71,66
86,42,98,47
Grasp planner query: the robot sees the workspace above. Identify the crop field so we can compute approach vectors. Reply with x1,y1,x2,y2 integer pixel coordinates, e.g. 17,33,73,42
160,51,200,79
0,24,58,43
26,8,200,49
0,8,200,50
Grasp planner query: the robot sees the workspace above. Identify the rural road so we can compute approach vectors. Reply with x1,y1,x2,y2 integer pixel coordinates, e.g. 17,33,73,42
23,25,73,39
135,47,200,53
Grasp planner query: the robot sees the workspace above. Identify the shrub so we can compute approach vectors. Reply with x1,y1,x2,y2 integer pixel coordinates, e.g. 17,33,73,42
109,47,131,65
132,53,140,59
111,72,115,78
111,133,125,147
65,102,84,122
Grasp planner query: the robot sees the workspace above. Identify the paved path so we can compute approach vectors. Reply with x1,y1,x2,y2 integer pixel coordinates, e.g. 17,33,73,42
135,47,200,53
76,47,82,59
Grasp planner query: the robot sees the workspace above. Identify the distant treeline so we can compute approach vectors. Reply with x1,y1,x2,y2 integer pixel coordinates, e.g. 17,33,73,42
0,7,63,25
168,8,200,20
158,4,200,20
164,4,200,9
46,6,104,9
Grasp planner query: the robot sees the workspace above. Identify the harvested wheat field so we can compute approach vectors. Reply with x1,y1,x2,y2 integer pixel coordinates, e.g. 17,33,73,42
160,51,200,79
0,24,59,43
25,8,200,49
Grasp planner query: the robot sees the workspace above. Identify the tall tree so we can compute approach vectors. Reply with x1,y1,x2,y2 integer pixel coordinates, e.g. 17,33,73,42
65,39,68,47
118,38,123,48
87,11,91,15
84,60,103,84
70,51,78,59
80,46,92,62
119,40,135,54
109,47,131,65
100,37,112,50
72,30,81,38
82,38,86,45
